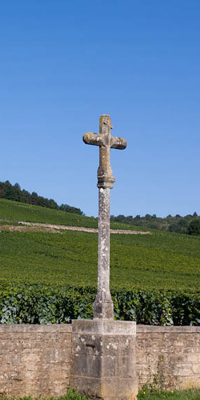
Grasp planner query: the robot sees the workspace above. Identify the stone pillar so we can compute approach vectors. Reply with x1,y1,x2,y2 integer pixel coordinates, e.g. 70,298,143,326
93,187,114,319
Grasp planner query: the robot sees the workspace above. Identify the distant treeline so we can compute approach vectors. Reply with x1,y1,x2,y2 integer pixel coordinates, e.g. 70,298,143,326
0,181,84,216
111,213,200,235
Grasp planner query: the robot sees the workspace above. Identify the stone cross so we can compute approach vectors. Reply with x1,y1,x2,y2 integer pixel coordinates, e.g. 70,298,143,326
83,115,127,319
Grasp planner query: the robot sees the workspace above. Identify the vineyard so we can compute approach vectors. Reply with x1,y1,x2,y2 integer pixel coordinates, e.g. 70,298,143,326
0,198,200,325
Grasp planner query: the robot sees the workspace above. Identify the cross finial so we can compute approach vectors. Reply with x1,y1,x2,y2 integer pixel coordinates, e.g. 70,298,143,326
83,115,127,189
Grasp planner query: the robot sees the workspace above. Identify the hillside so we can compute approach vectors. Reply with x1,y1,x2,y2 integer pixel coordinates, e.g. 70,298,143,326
0,198,200,292
1,181,200,235
0,198,148,231
0,180,84,215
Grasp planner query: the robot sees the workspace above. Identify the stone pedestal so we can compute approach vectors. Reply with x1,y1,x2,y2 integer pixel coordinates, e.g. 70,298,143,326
71,319,138,400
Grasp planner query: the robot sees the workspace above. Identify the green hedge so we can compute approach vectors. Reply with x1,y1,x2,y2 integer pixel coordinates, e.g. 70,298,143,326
0,284,199,325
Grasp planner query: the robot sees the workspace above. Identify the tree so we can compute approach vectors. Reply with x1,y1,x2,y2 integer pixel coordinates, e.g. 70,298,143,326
187,219,200,235
30,192,38,205
60,204,83,215
48,199,58,210
14,183,21,190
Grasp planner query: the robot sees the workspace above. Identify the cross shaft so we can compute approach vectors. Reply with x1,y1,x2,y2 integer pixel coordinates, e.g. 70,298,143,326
83,115,127,319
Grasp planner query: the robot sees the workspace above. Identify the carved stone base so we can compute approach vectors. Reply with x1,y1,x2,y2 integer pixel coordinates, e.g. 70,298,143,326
71,319,138,400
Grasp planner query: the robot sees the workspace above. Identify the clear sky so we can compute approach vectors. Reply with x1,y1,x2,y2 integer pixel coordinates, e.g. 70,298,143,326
0,0,200,217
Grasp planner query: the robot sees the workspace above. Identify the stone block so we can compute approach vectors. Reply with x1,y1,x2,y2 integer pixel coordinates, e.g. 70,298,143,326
73,353,102,378
71,319,138,400
192,364,200,374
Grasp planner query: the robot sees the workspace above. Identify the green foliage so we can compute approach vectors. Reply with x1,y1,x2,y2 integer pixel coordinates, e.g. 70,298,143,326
0,389,92,400
187,219,200,235
0,181,84,215
0,198,147,230
137,388,200,399
60,204,84,215
0,284,95,324
0,284,199,325
1,388,200,400
115,289,200,325
64,388,92,400
111,213,200,235
0,199,200,293
0,198,200,325
0,198,97,227
0,226,200,291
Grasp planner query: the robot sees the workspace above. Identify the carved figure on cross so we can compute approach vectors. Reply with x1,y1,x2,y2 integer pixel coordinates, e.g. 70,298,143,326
83,115,127,189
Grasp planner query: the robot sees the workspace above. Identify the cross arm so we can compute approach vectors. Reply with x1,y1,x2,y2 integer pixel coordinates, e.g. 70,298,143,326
111,136,127,150
83,132,104,147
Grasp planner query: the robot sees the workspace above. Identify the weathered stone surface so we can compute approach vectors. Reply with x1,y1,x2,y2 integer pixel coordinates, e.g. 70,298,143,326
0,325,72,398
136,325,200,390
83,114,127,190
72,319,138,400
72,319,136,335
93,187,114,319
0,324,200,396
83,115,127,319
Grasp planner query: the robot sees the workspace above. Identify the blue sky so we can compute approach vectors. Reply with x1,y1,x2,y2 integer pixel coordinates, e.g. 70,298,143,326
0,0,200,217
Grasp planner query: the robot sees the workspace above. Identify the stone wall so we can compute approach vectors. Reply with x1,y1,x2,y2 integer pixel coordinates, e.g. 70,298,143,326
137,325,200,390
0,325,72,398
0,324,200,398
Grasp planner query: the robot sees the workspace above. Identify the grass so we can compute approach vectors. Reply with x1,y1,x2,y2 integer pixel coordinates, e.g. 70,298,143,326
0,199,200,291
0,389,89,400
0,389,200,400
0,198,98,227
138,388,200,399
